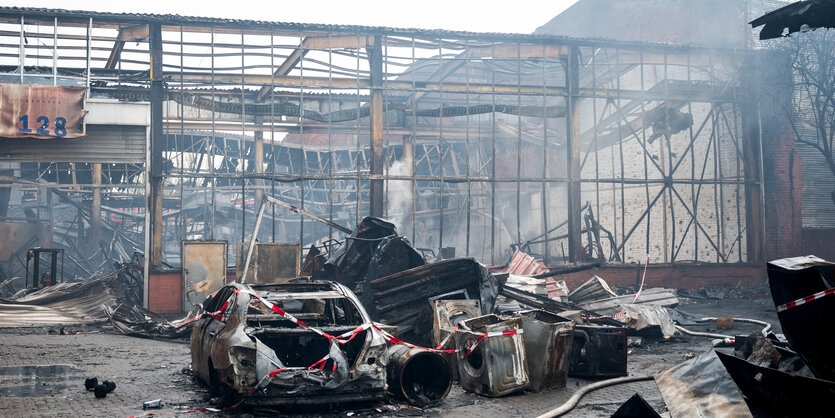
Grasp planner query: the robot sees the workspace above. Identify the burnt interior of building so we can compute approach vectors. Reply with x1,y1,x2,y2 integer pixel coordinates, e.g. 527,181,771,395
0,2,833,416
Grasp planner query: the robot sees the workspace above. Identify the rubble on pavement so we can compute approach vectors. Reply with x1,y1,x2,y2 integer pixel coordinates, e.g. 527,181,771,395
10,209,834,418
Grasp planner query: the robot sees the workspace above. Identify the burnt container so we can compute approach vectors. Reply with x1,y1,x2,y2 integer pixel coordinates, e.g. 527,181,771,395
386,345,452,407
515,310,575,391
767,256,835,381
431,299,481,382
568,325,627,379
455,314,529,397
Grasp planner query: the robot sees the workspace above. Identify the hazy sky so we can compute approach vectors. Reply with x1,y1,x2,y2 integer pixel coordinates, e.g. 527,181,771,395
4,0,579,34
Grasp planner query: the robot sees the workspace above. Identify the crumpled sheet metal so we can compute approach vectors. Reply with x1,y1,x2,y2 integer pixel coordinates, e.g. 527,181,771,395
515,310,574,391
578,287,679,316
104,303,195,339
767,255,835,381
491,250,549,276
0,272,127,327
567,275,617,304
370,258,499,333
716,351,835,417
618,303,676,337
325,217,398,285
655,350,753,418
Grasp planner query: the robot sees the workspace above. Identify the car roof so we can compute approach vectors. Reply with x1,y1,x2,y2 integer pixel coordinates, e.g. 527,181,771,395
239,280,350,300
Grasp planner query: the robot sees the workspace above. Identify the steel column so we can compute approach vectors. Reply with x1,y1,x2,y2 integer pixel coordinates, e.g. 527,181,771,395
149,23,164,268
91,163,102,253
368,36,385,218
565,46,582,262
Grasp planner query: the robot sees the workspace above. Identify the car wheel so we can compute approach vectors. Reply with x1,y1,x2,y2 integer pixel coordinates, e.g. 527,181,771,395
207,359,241,408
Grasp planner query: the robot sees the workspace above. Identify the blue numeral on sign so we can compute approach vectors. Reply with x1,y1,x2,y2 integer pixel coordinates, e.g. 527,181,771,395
36,116,50,135
54,117,67,137
18,115,32,133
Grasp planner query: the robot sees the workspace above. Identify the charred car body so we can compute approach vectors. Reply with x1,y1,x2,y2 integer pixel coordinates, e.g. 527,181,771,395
190,281,387,405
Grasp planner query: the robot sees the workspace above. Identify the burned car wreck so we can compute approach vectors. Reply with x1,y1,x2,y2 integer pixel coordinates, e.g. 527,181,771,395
190,281,388,406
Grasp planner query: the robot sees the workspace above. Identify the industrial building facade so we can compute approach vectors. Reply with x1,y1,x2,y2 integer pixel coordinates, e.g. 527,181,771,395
0,7,790,311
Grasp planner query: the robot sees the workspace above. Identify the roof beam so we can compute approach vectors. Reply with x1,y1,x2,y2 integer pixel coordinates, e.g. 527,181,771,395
105,24,148,70
257,34,369,102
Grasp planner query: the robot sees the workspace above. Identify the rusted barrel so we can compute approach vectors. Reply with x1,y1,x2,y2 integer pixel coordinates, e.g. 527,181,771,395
386,345,452,407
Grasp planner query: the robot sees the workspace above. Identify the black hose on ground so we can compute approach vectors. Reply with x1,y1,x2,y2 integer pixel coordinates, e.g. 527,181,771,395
535,375,655,418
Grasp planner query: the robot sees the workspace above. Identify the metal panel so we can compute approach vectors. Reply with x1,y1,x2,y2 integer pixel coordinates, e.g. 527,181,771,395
456,315,529,397
182,240,227,311
235,242,300,284
798,145,835,228
0,124,146,163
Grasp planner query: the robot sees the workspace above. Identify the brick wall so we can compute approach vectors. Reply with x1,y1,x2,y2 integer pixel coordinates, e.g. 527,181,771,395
761,89,804,260
802,228,835,262
148,270,183,314
549,263,765,291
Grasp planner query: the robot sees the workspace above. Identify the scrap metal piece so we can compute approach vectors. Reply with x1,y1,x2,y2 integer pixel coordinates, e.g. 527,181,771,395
369,258,498,334
716,351,835,417
515,310,575,391
750,0,835,40
236,242,300,284
364,236,425,283
325,217,397,285
655,350,753,418
567,275,617,304
578,287,679,316
504,274,551,296
386,345,452,407
618,304,676,338
767,255,835,380
490,249,549,276
104,303,195,339
568,325,627,379
456,314,529,397
611,393,662,418
0,270,128,328
182,240,227,311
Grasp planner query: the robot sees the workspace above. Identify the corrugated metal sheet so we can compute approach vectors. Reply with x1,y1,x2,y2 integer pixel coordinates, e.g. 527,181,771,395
0,124,146,164
491,250,550,276
0,6,726,50
799,143,835,228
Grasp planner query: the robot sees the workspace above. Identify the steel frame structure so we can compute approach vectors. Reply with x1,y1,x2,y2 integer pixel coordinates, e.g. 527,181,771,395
0,8,765,283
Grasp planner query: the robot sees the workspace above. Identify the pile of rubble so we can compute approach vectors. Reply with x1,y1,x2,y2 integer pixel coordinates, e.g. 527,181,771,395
10,214,835,416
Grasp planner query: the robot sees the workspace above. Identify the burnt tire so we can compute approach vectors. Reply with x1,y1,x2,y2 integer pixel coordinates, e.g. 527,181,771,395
207,361,240,408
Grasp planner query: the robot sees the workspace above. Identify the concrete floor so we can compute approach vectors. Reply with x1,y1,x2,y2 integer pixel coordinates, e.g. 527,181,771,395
0,293,780,417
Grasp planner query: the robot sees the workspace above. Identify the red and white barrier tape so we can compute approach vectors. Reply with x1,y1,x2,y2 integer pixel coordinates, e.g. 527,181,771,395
435,324,459,350
463,329,522,356
631,254,650,304
205,288,526,394
370,324,457,354
775,287,835,313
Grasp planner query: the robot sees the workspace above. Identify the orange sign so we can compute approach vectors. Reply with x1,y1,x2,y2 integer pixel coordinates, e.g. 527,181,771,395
0,84,87,139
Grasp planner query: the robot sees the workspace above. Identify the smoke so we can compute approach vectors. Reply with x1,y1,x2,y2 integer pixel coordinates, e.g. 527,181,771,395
387,154,413,235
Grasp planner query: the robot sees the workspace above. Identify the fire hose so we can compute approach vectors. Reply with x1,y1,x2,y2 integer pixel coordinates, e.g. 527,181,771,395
674,316,772,340
535,375,655,418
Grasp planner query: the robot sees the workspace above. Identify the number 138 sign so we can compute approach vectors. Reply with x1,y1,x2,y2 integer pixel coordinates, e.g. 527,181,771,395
0,84,87,139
